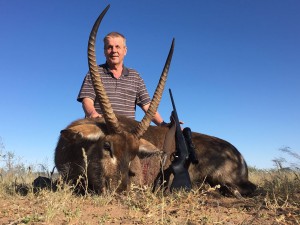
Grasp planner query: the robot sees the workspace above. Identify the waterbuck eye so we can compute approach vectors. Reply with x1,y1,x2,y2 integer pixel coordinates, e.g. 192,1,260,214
103,141,114,158
103,141,111,151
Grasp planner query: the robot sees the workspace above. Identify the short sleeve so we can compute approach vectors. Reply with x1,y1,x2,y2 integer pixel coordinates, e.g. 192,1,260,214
77,73,96,102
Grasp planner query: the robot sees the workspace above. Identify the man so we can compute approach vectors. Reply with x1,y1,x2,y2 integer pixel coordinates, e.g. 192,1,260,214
77,32,166,126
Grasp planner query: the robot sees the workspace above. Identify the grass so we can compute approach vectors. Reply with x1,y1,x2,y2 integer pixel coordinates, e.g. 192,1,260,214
0,145,299,224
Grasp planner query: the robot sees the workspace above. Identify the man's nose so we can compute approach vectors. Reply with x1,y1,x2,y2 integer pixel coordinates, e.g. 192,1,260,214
112,46,118,52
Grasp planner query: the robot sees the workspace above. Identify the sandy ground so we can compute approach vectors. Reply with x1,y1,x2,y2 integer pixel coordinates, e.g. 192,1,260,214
1,189,299,225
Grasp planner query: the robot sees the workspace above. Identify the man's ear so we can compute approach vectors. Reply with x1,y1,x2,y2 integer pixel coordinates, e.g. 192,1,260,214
138,139,163,158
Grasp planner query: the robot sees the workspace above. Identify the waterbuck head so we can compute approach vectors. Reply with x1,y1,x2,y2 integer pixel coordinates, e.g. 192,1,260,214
58,5,174,193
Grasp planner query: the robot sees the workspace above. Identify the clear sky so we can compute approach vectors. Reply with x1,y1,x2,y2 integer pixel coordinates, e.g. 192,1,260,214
0,0,299,170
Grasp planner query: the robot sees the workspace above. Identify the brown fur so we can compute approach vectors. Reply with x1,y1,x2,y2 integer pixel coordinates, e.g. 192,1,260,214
54,115,256,196
55,117,140,193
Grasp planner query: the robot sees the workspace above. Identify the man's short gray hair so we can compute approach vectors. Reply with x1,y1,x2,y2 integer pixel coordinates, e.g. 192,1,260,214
103,32,126,47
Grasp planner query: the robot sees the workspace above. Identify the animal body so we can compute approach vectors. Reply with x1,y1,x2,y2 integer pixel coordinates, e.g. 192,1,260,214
54,5,256,197
55,115,256,196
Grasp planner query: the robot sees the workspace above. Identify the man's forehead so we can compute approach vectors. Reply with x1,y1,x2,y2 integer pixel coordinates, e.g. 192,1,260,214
105,36,125,45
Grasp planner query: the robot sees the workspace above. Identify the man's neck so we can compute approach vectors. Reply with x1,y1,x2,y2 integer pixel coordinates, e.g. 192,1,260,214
107,63,123,79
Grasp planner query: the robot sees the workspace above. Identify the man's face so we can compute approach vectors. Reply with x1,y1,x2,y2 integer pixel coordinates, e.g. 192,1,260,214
104,36,127,67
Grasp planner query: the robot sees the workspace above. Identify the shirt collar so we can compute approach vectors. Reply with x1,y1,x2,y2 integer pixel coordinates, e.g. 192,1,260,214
102,62,129,77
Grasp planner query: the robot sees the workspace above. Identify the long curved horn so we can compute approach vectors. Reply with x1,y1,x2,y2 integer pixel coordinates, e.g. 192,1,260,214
87,5,122,134
133,39,175,139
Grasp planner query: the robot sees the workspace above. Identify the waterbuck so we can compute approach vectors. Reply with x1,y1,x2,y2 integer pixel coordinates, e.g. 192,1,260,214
54,5,256,197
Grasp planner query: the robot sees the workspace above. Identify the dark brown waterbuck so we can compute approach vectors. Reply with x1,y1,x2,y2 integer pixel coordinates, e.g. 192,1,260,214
55,5,256,197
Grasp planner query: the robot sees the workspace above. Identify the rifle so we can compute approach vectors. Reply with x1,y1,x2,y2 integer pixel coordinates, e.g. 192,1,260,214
169,88,197,192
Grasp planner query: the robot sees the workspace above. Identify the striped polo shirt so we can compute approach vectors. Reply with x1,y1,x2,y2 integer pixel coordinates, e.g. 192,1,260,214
77,63,151,119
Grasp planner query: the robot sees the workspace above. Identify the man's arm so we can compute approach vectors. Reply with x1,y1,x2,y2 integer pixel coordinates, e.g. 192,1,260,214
141,103,165,126
82,98,102,118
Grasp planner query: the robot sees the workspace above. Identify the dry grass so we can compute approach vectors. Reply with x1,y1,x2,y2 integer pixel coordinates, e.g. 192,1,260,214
0,146,299,224
0,168,299,224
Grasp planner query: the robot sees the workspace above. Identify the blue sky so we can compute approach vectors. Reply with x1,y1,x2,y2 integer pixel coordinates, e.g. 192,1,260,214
0,0,299,170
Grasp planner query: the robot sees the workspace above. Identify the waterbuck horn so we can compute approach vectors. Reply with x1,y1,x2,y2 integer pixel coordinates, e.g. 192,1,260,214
87,4,122,134
133,39,175,139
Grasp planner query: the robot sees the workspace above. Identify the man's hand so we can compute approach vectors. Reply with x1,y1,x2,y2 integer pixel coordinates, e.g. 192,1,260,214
88,111,102,118
82,98,102,118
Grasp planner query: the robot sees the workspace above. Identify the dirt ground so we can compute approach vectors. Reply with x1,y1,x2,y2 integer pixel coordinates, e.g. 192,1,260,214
1,188,299,225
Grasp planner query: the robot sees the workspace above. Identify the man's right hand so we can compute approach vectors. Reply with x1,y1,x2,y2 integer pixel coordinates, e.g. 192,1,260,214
88,111,102,118
82,98,102,118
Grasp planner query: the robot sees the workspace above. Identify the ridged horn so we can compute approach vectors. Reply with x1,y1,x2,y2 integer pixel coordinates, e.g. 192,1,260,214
87,5,122,134
133,39,175,139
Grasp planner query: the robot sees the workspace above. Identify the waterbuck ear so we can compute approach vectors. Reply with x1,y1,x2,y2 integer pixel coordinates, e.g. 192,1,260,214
138,139,163,158
60,124,105,142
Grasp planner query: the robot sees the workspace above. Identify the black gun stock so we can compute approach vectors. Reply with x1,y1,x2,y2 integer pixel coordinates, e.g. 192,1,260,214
169,89,192,192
